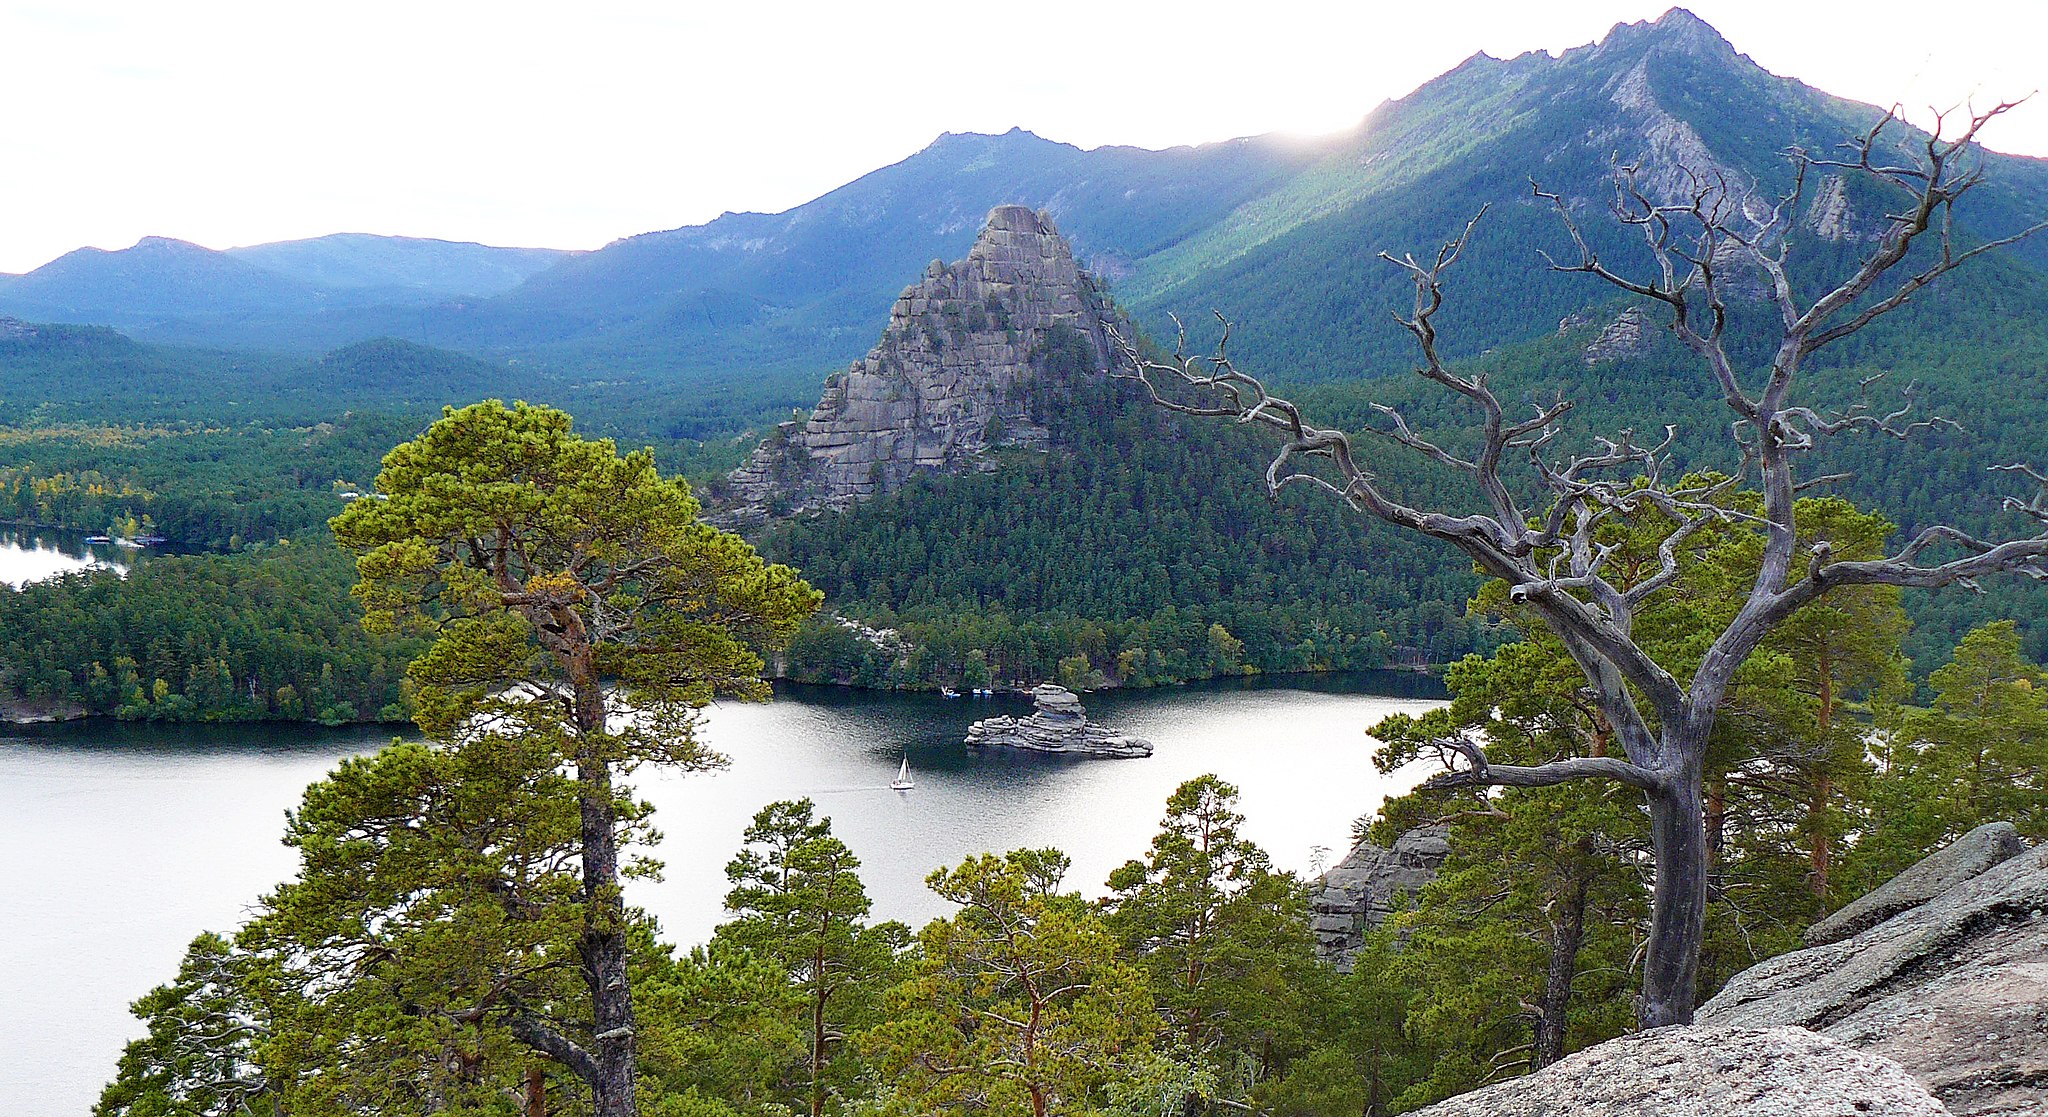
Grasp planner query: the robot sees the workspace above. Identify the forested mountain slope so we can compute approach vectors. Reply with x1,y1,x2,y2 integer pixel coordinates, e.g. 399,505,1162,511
1128,8,2048,379
223,234,572,297
19,9,2042,437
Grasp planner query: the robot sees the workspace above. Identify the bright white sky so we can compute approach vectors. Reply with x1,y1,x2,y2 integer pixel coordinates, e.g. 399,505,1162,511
1,1,2043,274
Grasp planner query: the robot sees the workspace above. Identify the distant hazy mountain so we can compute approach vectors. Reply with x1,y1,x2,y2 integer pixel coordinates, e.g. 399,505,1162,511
8,8,2046,429
0,234,576,347
0,237,329,323
422,126,1329,375
225,234,575,297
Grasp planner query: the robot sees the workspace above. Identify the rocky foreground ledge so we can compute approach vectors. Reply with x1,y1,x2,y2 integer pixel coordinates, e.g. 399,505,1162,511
1700,822,2047,1116
1417,821,2045,1116
964,684,1152,758
1409,1026,1948,1117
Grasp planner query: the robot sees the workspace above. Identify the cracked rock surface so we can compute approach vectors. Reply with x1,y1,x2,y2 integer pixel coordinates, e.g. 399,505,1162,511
1310,826,1449,969
1700,830,2048,1116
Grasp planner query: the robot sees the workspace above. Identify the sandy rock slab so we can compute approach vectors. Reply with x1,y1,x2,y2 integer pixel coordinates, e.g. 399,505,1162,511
1803,821,2027,946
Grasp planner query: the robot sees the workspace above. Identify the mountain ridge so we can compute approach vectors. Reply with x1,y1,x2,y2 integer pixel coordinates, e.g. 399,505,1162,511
4,7,2045,437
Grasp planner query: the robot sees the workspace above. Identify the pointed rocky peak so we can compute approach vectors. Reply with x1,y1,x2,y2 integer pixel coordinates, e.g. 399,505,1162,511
947,205,1088,291
981,203,1052,236
721,206,1126,521
1597,6,1741,62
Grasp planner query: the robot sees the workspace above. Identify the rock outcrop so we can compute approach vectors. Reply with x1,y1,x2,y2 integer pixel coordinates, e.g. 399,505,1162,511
723,205,1124,521
1580,305,1656,364
1699,827,2048,1117
964,684,1152,758
1802,821,2027,946
1311,826,1450,969
1407,1026,1948,1117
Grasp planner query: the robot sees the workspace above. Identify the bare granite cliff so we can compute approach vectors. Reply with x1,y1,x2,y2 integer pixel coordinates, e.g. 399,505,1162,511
722,205,1124,520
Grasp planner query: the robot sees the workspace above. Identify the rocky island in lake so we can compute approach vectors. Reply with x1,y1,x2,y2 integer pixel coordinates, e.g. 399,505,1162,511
964,684,1152,758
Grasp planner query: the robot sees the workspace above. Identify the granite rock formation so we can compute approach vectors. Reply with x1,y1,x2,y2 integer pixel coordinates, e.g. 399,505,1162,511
723,205,1124,521
1311,826,1450,969
1580,305,1656,364
1802,821,2027,946
1699,827,2047,1117
964,684,1152,758
1407,1026,1948,1117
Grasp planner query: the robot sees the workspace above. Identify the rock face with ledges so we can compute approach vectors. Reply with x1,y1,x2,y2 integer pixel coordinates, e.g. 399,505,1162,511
1311,826,1450,969
1407,1026,1948,1117
964,684,1152,758
1700,828,2048,1117
723,205,1124,520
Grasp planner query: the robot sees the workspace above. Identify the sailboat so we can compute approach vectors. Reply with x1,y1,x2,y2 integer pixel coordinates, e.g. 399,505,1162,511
890,755,915,791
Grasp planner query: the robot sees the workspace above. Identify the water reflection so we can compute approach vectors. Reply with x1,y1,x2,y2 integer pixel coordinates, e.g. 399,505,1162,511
0,529,130,587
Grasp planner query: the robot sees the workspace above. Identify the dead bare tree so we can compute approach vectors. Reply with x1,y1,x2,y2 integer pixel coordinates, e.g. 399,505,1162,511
1113,103,2048,1028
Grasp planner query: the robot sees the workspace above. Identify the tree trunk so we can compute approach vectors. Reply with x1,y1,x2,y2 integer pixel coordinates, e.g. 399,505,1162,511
526,1066,547,1117
811,948,828,1117
1639,767,1707,1029
1807,659,1835,899
574,675,637,1117
1807,773,1833,899
1703,779,1726,871
1533,856,1591,1067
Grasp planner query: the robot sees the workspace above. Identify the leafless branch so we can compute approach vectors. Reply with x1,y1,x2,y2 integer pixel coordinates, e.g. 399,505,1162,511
1420,734,1663,793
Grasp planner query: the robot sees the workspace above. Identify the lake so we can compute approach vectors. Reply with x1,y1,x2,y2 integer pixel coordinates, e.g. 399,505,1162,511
0,674,1444,1113
0,528,131,588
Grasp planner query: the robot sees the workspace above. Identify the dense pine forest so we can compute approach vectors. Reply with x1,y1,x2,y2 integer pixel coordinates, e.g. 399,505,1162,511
78,392,2048,1114
7,283,2048,720
757,383,1498,691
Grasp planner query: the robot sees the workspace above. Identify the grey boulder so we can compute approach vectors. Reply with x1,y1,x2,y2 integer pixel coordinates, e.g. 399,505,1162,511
964,684,1152,758
1406,1026,1947,1116
1700,835,2048,1116
1802,821,2026,946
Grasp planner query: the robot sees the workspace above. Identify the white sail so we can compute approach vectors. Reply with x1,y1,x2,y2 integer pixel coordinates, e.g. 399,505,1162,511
891,756,914,790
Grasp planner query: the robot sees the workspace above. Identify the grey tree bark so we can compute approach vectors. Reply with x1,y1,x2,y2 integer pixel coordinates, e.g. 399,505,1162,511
1115,104,2048,1027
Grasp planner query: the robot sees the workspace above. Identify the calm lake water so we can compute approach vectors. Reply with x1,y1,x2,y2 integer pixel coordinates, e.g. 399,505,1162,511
0,675,1443,1113
0,529,131,587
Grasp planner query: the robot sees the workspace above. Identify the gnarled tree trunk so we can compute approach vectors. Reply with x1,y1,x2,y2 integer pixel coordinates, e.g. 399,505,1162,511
1640,767,1708,1028
574,671,637,1117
